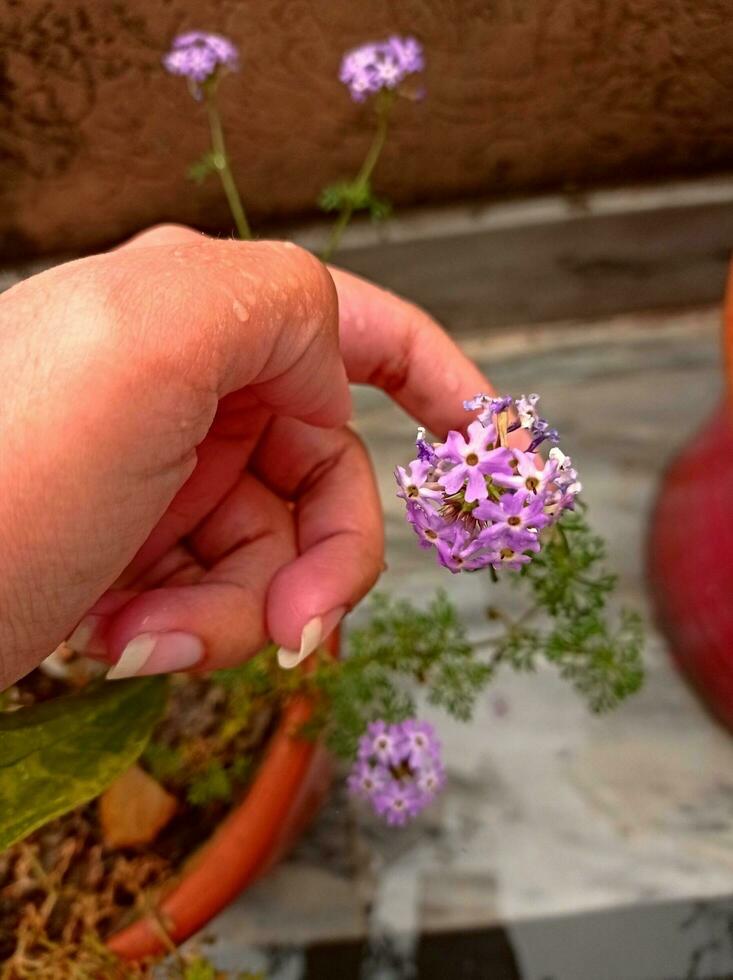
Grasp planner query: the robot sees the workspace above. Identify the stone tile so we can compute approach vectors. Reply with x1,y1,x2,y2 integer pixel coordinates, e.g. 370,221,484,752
198,307,731,954
202,862,367,948
418,871,499,932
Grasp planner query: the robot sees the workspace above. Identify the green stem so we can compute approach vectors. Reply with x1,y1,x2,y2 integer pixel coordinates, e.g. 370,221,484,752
320,93,393,262
205,94,252,240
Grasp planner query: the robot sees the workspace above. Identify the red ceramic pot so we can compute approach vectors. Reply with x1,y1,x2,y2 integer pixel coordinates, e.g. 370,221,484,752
106,633,338,962
647,272,733,728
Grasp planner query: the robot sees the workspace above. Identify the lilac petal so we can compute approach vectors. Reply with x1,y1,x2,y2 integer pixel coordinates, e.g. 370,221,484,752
464,467,489,503
440,466,468,496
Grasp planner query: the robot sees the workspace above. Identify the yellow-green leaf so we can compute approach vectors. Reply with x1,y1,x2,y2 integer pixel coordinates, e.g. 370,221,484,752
0,676,167,851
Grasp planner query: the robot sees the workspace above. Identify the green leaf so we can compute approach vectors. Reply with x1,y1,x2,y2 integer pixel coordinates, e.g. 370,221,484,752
0,676,167,851
182,957,217,980
186,150,220,185
318,179,378,214
515,508,645,712
309,590,492,758
368,194,392,222
186,760,232,807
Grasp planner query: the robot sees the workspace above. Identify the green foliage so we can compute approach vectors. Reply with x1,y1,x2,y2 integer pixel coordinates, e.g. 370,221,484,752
492,507,645,711
179,954,265,979
141,653,281,810
229,754,253,785
318,179,391,221
305,509,643,756
182,959,217,980
0,677,166,850
214,646,289,701
186,761,232,807
308,590,491,757
186,150,222,184
544,608,644,713
142,740,185,783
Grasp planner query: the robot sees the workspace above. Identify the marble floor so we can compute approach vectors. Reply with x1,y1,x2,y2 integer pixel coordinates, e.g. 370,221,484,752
189,304,733,974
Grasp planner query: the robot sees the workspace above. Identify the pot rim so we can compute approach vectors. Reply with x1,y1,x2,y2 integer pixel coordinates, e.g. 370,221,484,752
106,635,337,962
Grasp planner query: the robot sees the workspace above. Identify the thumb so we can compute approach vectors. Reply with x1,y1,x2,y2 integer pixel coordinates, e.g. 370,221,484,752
0,237,350,686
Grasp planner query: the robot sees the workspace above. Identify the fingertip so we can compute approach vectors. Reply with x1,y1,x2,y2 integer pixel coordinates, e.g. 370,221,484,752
275,605,347,669
117,224,204,251
266,546,380,652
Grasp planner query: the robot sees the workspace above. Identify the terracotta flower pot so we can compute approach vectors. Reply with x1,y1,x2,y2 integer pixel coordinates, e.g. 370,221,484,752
106,632,338,962
647,270,733,729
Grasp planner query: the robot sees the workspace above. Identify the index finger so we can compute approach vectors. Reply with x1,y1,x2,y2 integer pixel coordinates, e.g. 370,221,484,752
329,266,495,436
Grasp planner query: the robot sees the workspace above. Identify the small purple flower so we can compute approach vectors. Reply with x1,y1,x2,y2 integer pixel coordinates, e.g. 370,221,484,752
516,393,540,428
462,394,487,412
406,502,453,550
549,447,582,493
527,418,560,453
163,31,239,96
358,720,403,765
373,781,424,826
435,420,512,503
415,426,438,464
492,538,541,571
339,36,424,103
474,491,550,546
415,761,446,798
436,524,496,573
464,393,514,425
512,393,561,450
347,759,388,800
395,459,442,507
387,35,425,74
493,450,558,497
349,719,445,826
401,718,441,766
544,448,582,514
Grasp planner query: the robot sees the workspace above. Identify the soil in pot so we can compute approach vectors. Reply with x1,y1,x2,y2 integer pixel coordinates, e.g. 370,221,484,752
0,660,279,978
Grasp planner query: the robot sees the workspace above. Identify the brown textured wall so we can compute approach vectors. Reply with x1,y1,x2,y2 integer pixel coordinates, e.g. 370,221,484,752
2,0,733,257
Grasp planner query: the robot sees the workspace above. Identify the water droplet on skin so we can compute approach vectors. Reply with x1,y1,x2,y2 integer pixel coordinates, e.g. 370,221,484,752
232,301,250,322
172,247,186,260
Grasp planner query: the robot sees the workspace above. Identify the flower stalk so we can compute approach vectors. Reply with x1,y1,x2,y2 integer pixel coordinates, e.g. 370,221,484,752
321,91,393,262
203,86,251,240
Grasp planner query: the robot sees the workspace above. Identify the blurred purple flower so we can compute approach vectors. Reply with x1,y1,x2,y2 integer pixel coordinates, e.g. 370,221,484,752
373,782,424,826
347,758,388,799
400,718,441,767
163,31,239,96
349,718,445,826
339,35,424,102
358,719,403,765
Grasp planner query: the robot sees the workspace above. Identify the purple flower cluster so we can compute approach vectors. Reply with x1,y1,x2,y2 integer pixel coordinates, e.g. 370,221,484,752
348,719,445,826
339,36,424,102
396,394,581,573
163,32,239,95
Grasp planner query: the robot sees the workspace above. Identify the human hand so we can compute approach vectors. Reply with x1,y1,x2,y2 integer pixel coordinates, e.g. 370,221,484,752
0,225,493,688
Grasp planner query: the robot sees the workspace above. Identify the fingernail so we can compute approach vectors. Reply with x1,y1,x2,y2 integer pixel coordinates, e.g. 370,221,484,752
106,632,204,680
68,615,105,654
277,606,346,670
